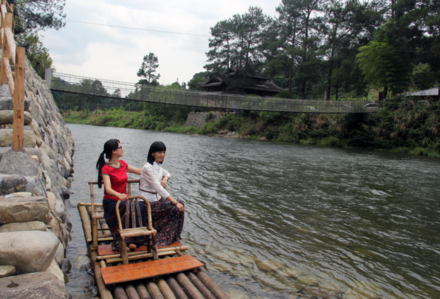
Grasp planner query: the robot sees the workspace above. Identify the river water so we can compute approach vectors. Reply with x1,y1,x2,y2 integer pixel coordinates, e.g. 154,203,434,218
64,124,440,299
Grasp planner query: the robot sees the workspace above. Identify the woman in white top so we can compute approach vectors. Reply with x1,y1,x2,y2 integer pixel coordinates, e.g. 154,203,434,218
139,141,185,246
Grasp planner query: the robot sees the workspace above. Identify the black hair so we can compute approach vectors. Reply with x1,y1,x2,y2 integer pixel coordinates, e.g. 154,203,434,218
96,139,120,188
147,141,166,165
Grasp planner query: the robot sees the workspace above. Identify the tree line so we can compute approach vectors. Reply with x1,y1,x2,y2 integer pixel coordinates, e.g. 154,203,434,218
188,0,439,100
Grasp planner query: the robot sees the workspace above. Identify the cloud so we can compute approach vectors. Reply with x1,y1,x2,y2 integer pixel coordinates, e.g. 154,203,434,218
42,0,280,85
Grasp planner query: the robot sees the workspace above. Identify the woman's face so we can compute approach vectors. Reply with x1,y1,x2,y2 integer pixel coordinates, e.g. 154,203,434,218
112,143,124,158
152,150,166,163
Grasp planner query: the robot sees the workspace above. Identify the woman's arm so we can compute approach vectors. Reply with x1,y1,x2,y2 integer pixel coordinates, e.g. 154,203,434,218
161,176,170,189
127,165,142,175
161,168,171,188
102,175,128,201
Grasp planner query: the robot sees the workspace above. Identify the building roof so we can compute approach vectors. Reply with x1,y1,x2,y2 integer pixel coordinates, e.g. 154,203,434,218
406,87,439,96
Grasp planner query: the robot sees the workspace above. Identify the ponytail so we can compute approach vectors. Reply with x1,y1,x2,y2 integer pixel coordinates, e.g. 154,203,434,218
96,139,120,188
96,152,106,188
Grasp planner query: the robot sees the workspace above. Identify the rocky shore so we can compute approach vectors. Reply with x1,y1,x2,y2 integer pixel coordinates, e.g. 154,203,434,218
0,55,74,298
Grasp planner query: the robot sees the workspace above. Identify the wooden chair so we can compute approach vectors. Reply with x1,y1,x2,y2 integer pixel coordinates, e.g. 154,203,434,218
89,179,141,250
116,195,158,264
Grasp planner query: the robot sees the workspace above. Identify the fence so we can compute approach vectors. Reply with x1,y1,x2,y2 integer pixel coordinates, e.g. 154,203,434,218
51,72,376,114
0,0,26,151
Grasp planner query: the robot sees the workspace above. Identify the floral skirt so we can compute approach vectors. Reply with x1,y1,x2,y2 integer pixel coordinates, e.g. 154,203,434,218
151,198,185,246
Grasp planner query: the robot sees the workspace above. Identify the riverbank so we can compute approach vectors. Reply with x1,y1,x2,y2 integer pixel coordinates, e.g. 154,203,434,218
0,54,74,298
63,98,440,158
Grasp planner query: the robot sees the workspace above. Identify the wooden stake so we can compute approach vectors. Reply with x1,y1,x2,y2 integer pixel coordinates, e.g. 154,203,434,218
12,47,25,152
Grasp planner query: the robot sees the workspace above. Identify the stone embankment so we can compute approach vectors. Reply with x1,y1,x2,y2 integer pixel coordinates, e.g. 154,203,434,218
185,111,224,128
0,54,73,298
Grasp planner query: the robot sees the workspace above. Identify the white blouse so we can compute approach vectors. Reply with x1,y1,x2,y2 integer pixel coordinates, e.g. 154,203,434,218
139,161,170,202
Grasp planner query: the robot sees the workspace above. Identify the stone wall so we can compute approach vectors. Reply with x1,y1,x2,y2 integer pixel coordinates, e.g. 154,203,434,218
0,53,73,297
185,112,224,128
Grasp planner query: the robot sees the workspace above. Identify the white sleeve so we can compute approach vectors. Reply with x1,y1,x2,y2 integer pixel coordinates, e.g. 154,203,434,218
141,164,170,200
162,167,170,179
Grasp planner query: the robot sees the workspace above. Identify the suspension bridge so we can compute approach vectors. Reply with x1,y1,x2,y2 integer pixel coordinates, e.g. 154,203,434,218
50,73,377,114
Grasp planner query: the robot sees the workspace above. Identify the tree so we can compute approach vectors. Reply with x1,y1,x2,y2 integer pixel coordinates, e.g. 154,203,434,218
205,7,268,76
356,39,412,98
137,53,161,84
205,20,234,72
13,0,66,34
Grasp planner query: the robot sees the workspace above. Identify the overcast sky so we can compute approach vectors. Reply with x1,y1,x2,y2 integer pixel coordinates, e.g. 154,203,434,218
42,0,281,86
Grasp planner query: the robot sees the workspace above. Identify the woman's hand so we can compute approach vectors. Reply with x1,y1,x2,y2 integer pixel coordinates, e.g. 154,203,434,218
118,193,128,201
176,203,184,213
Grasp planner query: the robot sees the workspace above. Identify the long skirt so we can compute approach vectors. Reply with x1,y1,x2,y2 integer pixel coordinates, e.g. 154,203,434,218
103,199,146,251
151,198,185,246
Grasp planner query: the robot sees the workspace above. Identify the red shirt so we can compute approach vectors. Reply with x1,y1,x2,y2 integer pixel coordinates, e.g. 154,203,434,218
102,160,128,201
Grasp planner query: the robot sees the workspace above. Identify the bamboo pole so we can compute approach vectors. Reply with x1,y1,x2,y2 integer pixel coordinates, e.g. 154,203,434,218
114,286,129,299
96,246,189,261
91,249,114,299
78,205,92,242
147,282,165,299
2,56,12,95
105,250,177,264
186,272,216,299
136,282,151,299
196,270,230,299
91,183,99,250
166,277,188,299
125,283,141,299
158,279,176,299
97,216,104,236
176,273,204,299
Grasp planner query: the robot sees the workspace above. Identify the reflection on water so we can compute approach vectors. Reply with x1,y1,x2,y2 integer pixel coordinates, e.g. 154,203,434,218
65,124,440,298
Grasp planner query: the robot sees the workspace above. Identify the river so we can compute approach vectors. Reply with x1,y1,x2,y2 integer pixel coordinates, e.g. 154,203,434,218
64,124,440,299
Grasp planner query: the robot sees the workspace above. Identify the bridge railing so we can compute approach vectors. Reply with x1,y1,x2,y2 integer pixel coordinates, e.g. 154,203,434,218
51,72,375,114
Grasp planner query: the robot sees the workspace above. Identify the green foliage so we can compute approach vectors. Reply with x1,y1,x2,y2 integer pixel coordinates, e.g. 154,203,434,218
16,32,52,78
188,72,210,90
356,35,412,97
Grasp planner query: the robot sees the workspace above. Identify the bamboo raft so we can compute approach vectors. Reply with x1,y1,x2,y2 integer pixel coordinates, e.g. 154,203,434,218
78,180,230,299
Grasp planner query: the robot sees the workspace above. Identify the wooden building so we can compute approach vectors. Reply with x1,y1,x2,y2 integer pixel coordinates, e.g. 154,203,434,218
198,68,285,97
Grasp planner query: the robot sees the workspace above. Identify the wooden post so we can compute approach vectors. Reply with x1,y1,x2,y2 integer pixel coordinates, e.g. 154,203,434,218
12,47,25,152
0,12,11,85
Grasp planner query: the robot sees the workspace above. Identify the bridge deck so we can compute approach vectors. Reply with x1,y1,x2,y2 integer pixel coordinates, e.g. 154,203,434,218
50,73,376,114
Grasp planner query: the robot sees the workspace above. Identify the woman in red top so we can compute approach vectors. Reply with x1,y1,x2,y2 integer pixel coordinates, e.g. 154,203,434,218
96,139,142,251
